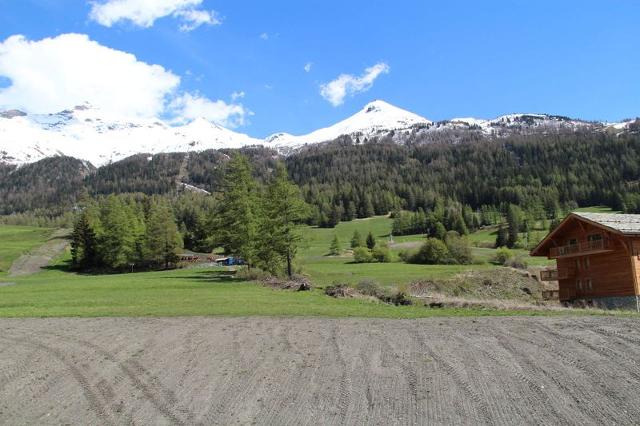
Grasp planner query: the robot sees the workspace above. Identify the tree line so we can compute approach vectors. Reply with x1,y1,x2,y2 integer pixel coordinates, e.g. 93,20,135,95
70,155,309,277
4,131,640,234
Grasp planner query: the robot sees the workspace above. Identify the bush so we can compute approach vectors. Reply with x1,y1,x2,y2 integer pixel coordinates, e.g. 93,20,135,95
356,279,383,297
408,238,450,264
235,267,271,281
353,247,373,263
371,246,392,263
325,283,354,298
444,232,473,264
504,254,528,270
493,247,513,265
398,249,413,262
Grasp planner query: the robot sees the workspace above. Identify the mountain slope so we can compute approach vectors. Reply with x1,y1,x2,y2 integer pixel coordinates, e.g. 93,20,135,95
265,100,432,148
0,100,637,166
0,105,262,166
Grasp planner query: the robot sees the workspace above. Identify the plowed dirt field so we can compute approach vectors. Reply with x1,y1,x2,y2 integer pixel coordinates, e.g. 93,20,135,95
1,316,639,425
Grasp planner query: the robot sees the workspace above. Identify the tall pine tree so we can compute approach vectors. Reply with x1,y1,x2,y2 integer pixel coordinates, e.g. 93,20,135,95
257,163,308,277
145,199,182,269
212,154,259,266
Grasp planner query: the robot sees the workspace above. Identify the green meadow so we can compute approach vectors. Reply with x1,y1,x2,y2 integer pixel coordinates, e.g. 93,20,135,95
0,226,53,277
0,211,618,318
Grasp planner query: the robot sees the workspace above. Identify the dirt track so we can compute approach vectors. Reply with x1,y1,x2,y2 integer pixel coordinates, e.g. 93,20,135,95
7,229,69,277
2,316,640,425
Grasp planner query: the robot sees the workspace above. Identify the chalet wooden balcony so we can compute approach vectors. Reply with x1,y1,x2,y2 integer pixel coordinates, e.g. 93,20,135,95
540,268,571,281
548,238,612,259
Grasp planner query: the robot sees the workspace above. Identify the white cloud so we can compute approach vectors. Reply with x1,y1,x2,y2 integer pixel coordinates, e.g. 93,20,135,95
174,8,221,31
304,62,312,73
0,33,249,127
89,0,221,31
320,62,390,106
169,93,250,128
231,91,245,101
259,32,269,40
0,33,179,118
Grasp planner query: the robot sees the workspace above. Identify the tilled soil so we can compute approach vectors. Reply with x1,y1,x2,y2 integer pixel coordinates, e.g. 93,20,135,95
1,316,640,425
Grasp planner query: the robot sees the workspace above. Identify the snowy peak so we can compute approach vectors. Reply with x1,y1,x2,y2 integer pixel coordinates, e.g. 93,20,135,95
0,100,637,166
266,100,431,148
432,112,614,135
0,106,261,166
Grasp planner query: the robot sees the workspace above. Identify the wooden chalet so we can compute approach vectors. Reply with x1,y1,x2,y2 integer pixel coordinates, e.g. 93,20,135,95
531,212,640,310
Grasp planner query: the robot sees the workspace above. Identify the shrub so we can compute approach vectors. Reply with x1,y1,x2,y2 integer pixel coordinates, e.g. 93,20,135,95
355,279,383,297
505,254,528,270
372,246,392,263
353,247,373,263
383,291,413,306
398,249,414,262
235,267,271,281
408,238,450,264
493,247,513,265
324,283,355,298
444,232,473,264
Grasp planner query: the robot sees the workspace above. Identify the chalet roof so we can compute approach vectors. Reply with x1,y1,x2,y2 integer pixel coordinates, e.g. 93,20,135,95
530,211,640,257
573,212,640,235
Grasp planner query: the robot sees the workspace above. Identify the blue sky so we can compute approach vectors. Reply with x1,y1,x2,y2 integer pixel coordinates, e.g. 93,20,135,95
0,0,639,137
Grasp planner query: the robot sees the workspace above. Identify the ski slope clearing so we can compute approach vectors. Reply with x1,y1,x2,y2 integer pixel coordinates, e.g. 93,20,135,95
2,316,640,425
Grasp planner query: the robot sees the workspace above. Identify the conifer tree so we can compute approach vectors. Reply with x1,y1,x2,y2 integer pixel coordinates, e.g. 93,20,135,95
145,199,182,268
100,195,138,269
329,234,341,255
433,222,447,240
495,225,508,248
506,204,521,249
257,163,308,276
350,230,363,248
363,194,375,218
212,154,259,266
70,209,98,268
366,231,376,249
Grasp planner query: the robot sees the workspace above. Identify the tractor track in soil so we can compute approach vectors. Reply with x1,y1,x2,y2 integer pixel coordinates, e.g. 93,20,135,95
2,316,640,425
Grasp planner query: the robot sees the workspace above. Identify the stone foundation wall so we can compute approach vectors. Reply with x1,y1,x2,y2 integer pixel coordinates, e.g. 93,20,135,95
572,295,639,311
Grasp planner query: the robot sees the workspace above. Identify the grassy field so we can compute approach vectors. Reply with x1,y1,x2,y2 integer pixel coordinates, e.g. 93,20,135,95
298,216,492,286
298,215,553,285
0,226,53,276
0,266,561,318
0,210,615,318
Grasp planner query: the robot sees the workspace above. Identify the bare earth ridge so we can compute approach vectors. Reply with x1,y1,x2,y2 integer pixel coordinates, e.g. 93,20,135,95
1,316,640,425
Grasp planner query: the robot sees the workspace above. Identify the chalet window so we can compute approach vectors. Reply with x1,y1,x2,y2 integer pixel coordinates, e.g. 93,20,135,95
576,279,582,290
586,279,593,291
586,234,604,250
568,238,578,246
584,257,590,269
575,259,580,270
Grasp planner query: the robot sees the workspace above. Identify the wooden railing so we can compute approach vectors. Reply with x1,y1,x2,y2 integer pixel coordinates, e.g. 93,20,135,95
549,238,611,258
540,268,571,281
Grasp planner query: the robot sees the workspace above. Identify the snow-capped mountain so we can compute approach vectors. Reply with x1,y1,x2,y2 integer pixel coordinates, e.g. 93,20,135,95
0,100,636,166
265,100,431,148
433,113,601,135
0,104,262,166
